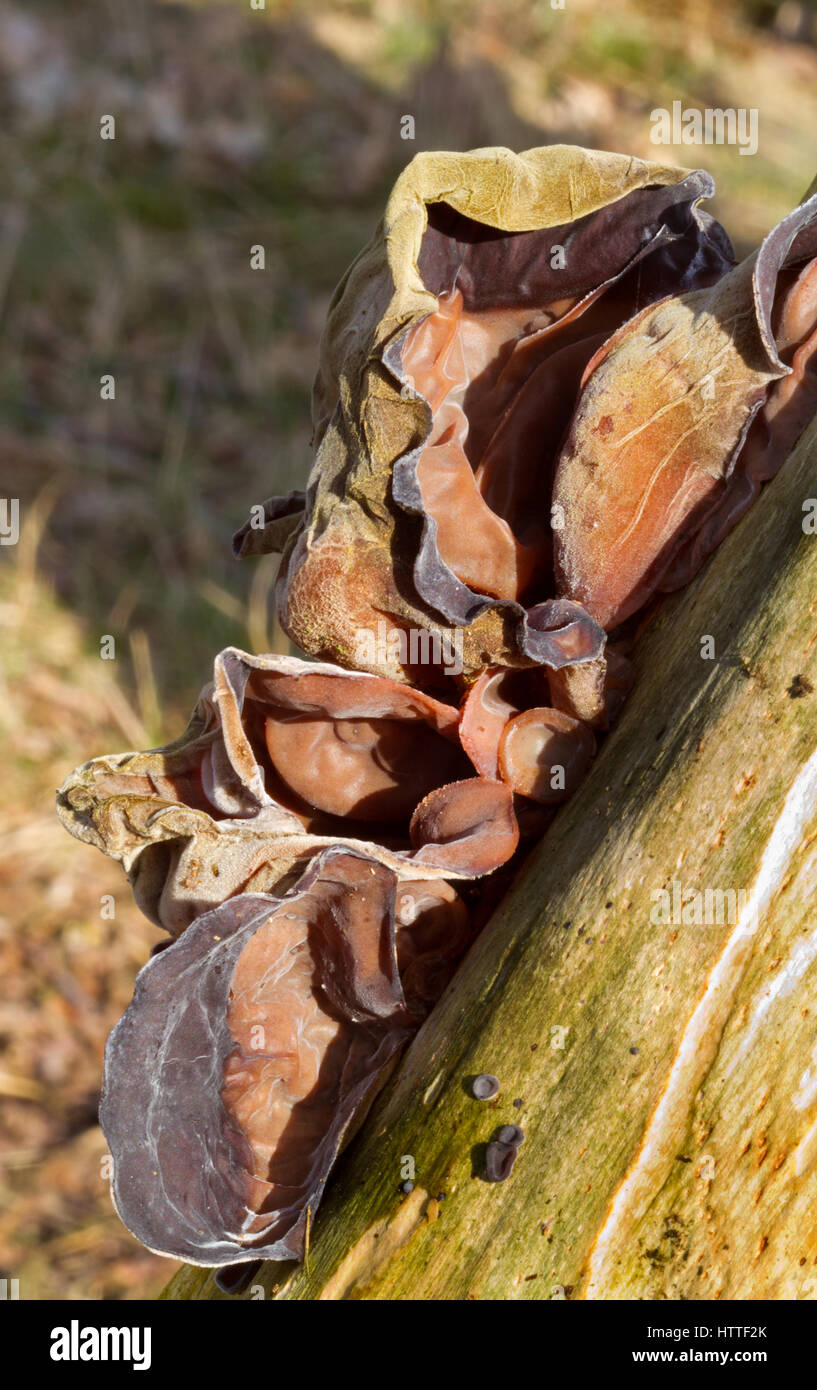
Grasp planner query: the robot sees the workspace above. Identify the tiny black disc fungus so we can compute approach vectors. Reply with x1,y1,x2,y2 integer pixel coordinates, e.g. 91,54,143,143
472,1073,500,1100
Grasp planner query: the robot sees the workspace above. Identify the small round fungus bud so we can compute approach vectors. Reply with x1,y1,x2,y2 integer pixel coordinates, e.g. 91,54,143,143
496,1124,525,1147
472,1073,500,1100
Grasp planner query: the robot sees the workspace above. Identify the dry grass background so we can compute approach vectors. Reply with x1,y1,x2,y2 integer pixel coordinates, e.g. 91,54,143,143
0,0,815,1300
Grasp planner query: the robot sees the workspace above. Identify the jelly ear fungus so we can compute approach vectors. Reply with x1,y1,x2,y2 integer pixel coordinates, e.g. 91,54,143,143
56,648,523,938
242,146,734,684
56,151,817,1281
553,193,817,632
388,175,730,651
100,850,472,1266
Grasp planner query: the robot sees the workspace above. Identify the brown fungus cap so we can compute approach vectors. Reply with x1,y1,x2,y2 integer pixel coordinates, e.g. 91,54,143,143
546,643,636,730
256,667,467,822
99,849,471,1267
410,777,520,872
553,193,817,631
498,707,596,805
236,146,734,685
56,649,518,936
459,667,550,778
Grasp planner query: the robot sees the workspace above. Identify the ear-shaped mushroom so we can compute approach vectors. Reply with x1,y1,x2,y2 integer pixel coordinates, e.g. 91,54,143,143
659,246,817,594
459,668,609,808
410,777,520,873
395,210,724,618
242,146,733,685
254,666,467,822
497,708,596,805
553,195,817,630
100,850,472,1266
459,668,550,778
393,878,472,1014
57,648,518,935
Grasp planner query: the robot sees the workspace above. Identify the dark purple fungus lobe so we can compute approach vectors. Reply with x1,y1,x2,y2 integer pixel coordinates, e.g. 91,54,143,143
496,1124,525,1147
100,849,471,1266
485,1140,519,1183
472,1073,500,1101
215,1260,262,1295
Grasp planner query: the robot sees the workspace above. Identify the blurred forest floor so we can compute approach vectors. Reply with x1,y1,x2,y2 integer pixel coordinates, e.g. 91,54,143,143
1,0,815,1299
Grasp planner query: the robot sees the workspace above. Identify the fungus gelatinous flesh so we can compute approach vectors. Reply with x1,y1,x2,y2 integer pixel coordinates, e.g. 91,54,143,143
553,199,817,630
56,152,817,1277
472,1073,501,1101
259,149,735,682
56,649,524,941
100,851,471,1265
459,668,550,779
397,188,732,616
410,777,520,872
498,708,596,805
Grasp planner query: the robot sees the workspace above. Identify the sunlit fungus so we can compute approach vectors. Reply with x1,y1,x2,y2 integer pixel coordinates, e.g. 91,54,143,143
243,145,734,684
99,850,472,1265
57,648,522,937
57,145,817,1275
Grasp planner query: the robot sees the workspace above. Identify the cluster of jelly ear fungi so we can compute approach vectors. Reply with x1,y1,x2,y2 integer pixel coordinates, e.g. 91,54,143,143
59,150,817,1274
393,182,817,682
257,154,737,684
57,648,521,1268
